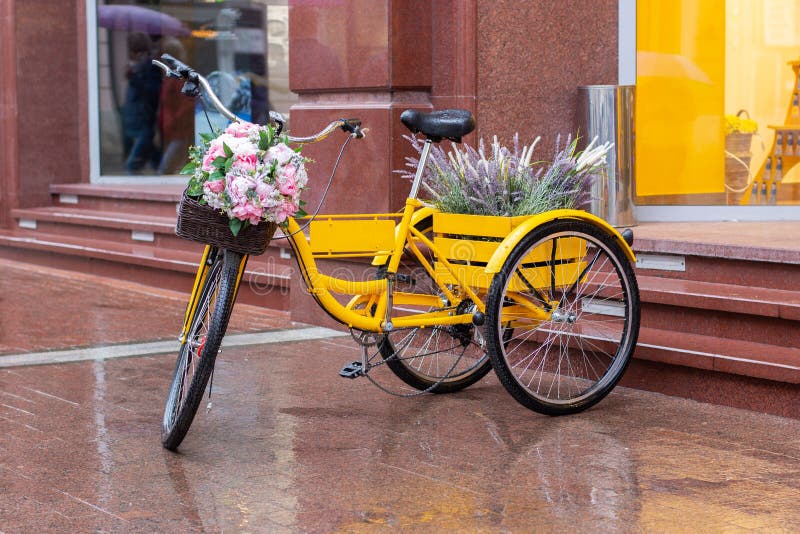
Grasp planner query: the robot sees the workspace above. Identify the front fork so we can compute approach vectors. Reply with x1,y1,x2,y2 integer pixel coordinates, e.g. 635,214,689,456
179,246,249,343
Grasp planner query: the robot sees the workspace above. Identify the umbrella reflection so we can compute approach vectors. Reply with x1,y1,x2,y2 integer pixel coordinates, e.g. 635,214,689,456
98,5,189,37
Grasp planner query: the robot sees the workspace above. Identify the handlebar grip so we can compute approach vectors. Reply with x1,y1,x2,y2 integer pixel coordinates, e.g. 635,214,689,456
160,53,196,80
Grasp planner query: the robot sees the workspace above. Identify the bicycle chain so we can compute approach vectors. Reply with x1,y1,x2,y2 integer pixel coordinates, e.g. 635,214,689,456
356,327,469,398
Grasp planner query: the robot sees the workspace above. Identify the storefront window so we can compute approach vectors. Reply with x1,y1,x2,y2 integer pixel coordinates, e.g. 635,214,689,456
636,0,800,207
95,0,296,178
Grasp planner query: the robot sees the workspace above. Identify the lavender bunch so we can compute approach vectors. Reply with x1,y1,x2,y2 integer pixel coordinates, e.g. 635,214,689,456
398,133,611,217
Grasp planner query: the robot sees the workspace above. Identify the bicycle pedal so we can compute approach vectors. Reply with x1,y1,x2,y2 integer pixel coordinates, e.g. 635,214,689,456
339,361,364,379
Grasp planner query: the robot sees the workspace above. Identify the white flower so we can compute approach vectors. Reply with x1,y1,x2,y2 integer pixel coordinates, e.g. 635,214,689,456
575,137,613,171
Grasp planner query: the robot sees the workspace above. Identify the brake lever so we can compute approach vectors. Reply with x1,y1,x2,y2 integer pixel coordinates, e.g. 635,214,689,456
340,118,366,138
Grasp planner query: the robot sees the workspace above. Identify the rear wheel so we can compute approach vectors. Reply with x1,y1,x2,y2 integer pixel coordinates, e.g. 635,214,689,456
378,217,493,393
485,219,639,415
162,248,245,450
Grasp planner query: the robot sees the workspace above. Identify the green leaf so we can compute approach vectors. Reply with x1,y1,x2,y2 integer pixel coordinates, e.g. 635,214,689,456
223,142,233,158
229,218,243,236
225,157,233,173
210,171,225,181
259,129,273,151
179,161,197,175
186,182,203,197
212,156,227,169
200,132,215,145
294,208,308,218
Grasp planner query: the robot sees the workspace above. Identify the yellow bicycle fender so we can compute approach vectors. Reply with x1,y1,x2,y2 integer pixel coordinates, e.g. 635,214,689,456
370,205,439,266
484,209,636,274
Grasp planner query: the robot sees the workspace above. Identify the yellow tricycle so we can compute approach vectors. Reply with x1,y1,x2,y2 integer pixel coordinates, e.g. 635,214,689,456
154,55,640,451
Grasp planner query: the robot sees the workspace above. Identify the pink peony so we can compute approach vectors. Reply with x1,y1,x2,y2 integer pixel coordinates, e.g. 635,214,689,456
204,179,225,193
255,181,277,204
278,175,297,196
232,203,263,225
201,141,226,172
274,199,298,224
225,121,259,138
233,153,258,173
266,143,295,166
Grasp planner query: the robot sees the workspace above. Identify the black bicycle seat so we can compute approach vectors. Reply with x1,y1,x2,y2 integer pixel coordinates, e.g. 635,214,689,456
400,109,475,143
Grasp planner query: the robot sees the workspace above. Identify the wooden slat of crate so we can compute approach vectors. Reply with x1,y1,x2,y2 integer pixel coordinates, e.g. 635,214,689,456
310,218,396,256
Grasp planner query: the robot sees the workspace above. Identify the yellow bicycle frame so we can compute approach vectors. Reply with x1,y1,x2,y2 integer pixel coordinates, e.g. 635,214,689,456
180,120,637,337
180,195,636,338
283,197,488,332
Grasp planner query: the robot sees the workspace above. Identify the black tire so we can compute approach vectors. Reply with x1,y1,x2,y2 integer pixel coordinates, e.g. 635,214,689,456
485,219,639,415
162,248,244,450
378,217,493,393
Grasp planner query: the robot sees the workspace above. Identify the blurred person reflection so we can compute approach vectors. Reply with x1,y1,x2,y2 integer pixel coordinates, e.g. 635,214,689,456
122,32,162,174
157,37,194,174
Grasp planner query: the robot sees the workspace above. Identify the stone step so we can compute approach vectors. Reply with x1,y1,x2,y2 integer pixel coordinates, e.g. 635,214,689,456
635,253,800,291
11,206,201,254
0,230,292,309
632,221,800,291
635,326,800,384
49,183,184,217
636,275,800,346
637,274,800,320
12,203,293,259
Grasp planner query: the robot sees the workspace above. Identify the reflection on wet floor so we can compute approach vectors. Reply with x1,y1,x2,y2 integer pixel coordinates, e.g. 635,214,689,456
3,333,800,531
0,258,291,355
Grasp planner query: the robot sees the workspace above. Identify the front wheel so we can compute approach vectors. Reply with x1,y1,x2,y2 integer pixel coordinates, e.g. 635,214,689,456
485,219,640,415
162,248,246,450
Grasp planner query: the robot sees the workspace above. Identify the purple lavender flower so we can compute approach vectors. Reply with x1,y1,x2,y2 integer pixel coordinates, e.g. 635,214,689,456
396,133,611,216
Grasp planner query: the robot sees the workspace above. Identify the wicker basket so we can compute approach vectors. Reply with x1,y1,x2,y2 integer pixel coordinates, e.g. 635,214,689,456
175,191,275,255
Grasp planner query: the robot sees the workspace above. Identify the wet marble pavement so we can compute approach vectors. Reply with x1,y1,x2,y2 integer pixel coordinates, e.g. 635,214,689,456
3,260,800,531
0,258,292,356
4,336,800,532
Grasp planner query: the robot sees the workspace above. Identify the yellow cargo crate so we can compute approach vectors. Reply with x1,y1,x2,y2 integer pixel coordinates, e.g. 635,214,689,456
432,212,586,290
309,215,398,258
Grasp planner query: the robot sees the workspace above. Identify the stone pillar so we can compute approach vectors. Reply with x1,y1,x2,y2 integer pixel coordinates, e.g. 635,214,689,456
287,0,435,326
1,0,88,222
0,0,19,229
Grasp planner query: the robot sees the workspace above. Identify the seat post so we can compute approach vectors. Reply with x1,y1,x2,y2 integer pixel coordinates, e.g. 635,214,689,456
408,139,433,200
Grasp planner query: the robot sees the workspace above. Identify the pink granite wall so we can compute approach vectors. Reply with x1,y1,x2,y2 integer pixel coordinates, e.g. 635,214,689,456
476,0,618,155
287,0,434,327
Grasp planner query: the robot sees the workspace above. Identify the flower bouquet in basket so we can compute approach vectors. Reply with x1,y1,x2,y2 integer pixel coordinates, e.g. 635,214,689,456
177,121,309,255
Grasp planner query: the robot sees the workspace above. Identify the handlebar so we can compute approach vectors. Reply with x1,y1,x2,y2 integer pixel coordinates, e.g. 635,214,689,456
153,54,365,144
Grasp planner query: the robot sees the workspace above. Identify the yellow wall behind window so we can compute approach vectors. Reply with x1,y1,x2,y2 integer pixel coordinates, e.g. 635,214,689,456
636,0,725,197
